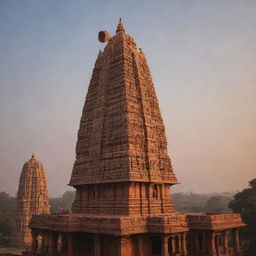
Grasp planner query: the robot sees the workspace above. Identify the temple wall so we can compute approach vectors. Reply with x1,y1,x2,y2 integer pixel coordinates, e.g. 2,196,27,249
72,182,175,215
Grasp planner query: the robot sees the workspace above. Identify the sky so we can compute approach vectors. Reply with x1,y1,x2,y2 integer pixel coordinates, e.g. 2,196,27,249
0,0,255,197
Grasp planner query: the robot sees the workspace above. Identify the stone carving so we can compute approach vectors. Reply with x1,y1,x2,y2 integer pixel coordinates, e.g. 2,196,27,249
12,154,50,247
29,20,245,256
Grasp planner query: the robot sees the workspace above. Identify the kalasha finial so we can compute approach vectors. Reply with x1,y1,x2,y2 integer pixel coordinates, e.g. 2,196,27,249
116,17,125,33
31,153,35,160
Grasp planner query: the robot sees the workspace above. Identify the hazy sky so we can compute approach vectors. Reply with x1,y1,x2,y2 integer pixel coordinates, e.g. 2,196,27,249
0,0,255,197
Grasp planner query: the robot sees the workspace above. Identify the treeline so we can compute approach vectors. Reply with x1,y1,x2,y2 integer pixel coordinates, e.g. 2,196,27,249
0,192,15,237
172,192,234,213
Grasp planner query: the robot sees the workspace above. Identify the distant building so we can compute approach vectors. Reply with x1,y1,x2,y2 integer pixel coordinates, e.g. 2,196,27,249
29,20,245,256
12,154,50,247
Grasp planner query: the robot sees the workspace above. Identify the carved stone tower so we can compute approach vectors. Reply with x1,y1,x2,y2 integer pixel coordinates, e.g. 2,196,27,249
29,20,245,256
12,154,50,247
70,18,178,217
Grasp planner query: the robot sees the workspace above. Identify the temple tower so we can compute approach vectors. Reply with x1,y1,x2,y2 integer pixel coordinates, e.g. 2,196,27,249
12,154,50,247
70,19,178,216
29,20,245,256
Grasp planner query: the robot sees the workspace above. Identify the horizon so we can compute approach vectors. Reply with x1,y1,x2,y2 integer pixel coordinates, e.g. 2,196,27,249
0,0,255,197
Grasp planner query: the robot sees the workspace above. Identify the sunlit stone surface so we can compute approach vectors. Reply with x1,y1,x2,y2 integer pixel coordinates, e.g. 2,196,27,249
29,20,245,256
12,154,50,247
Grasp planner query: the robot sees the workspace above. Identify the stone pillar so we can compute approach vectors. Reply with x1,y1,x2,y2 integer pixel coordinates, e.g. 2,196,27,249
194,231,199,252
42,231,49,253
57,233,63,253
120,236,130,256
161,235,169,256
48,232,57,256
181,233,187,255
201,232,206,253
138,235,144,255
209,232,216,256
178,234,182,253
52,233,58,255
94,235,101,256
31,231,38,254
60,233,67,254
40,232,46,253
67,233,74,256
172,236,176,253
223,230,228,254
233,229,240,252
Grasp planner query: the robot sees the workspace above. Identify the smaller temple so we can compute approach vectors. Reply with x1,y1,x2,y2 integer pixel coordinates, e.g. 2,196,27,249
12,154,50,247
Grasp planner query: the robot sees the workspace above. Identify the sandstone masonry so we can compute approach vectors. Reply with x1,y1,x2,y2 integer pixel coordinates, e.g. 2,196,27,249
12,154,50,247
29,20,245,256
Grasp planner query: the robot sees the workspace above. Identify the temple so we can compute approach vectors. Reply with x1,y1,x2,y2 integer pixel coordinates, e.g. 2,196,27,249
29,20,245,256
12,154,50,247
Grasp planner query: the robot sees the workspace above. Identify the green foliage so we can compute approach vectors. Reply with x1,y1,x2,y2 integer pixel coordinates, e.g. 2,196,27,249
0,211,14,236
204,196,232,213
49,191,75,213
172,192,209,212
0,192,15,238
0,192,15,212
173,192,232,213
229,179,256,256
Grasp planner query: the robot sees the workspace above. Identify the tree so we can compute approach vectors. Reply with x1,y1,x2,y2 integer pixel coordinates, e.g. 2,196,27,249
229,178,256,256
204,195,232,213
172,192,233,213
172,192,210,212
0,192,15,212
0,192,15,241
0,211,14,236
49,191,75,213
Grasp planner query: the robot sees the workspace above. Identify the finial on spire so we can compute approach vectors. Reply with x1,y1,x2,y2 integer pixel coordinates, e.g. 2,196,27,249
116,17,125,33
31,153,35,160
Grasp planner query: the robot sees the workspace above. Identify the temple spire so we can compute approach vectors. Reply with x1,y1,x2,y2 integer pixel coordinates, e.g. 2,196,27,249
116,17,125,33
70,19,178,188
12,155,50,246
